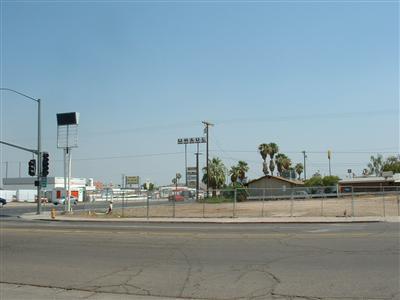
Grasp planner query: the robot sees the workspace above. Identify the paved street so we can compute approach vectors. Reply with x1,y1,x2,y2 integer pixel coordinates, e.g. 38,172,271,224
1,219,399,299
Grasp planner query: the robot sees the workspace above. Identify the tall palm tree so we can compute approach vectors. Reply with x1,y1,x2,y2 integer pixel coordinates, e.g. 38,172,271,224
258,143,270,175
268,143,279,175
275,153,289,176
237,160,249,183
295,163,304,180
202,157,226,196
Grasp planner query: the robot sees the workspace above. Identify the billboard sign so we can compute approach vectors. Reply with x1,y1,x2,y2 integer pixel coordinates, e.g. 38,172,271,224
125,176,139,185
177,137,206,144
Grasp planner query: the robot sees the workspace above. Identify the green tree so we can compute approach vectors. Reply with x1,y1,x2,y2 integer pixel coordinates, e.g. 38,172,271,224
367,154,384,176
322,175,340,186
382,155,400,173
295,163,304,180
304,175,323,187
229,165,240,184
142,182,155,191
258,143,270,175
275,153,292,177
202,157,226,196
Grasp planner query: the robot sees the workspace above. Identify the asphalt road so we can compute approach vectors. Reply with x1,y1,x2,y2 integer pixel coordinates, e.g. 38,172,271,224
1,218,399,300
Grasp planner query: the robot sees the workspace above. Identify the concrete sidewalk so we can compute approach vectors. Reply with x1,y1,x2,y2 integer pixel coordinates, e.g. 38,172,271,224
20,211,400,223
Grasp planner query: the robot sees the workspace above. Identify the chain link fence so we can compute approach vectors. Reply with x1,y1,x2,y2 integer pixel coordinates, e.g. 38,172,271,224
72,185,400,218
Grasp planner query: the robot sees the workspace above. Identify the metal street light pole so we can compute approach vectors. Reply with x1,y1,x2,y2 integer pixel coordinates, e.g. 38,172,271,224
0,88,42,214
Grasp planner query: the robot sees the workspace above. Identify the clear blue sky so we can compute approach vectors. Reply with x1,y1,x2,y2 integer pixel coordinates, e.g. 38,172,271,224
1,0,398,186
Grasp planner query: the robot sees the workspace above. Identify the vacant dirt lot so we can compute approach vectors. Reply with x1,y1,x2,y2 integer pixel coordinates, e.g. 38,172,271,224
79,194,399,218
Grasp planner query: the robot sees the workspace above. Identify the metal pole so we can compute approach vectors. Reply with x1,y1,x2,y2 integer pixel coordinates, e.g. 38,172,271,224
290,188,294,217
397,186,399,216
147,191,150,219
173,175,176,218
196,143,200,202
351,186,355,217
328,158,331,177
63,148,67,211
67,149,72,212
36,98,42,215
382,188,386,217
233,188,237,218
19,161,21,177
185,144,187,187
302,150,307,180
5,162,8,178
122,190,125,218
262,188,265,217
206,125,209,198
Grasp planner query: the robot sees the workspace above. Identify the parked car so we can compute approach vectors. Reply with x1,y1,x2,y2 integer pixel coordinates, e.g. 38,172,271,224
52,197,78,206
168,193,184,202
0,197,7,206
292,191,310,199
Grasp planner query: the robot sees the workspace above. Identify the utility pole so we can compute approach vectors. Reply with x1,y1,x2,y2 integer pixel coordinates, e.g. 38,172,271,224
302,150,307,180
195,143,202,202
202,121,213,198
328,150,332,176
5,162,8,178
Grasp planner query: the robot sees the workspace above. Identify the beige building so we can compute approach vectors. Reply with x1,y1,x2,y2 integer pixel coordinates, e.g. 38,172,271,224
246,175,305,200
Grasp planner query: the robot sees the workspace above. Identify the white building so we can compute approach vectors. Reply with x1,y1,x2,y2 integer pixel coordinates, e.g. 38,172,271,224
2,177,94,202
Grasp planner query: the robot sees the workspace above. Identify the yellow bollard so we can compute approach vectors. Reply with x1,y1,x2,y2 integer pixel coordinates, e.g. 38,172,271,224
51,208,56,220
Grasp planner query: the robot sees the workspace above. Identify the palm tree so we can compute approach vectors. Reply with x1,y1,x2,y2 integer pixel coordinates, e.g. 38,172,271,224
229,165,240,184
268,143,279,175
176,173,182,183
258,143,270,175
275,153,288,176
202,157,226,196
367,154,384,176
237,160,249,183
295,163,304,180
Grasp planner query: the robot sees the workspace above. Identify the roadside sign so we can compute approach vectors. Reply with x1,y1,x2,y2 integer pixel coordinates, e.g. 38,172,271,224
177,137,206,144
40,177,47,188
125,176,139,185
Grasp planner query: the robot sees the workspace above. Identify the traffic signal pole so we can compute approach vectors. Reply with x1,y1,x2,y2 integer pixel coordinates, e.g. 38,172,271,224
37,98,42,214
0,89,42,214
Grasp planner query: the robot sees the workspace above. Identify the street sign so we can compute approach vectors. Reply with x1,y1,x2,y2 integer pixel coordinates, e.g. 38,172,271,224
40,177,47,188
177,137,206,144
125,176,139,185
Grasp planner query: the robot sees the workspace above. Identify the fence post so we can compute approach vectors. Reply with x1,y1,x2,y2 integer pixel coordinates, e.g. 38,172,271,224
122,191,125,218
202,192,205,218
233,188,237,218
290,189,294,217
146,191,150,219
262,189,265,217
173,191,176,218
320,195,324,217
397,186,400,216
382,188,386,218
351,186,355,218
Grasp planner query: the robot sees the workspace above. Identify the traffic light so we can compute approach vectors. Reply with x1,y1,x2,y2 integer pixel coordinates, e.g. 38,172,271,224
42,152,49,177
28,159,36,176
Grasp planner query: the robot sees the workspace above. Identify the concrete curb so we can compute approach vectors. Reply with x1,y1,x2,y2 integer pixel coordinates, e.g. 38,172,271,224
20,212,400,223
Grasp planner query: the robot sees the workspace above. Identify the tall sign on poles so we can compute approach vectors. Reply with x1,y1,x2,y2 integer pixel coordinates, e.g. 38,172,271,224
177,137,206,187
57,112,79,212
